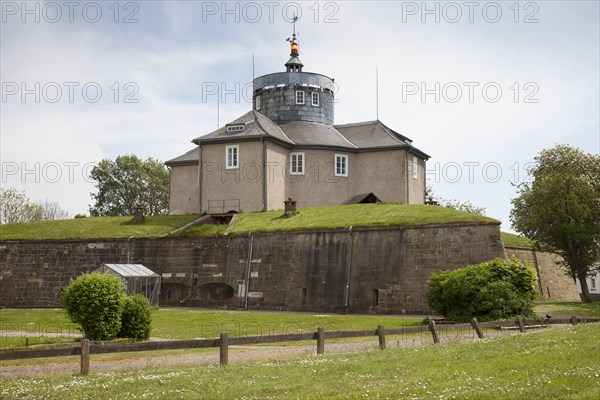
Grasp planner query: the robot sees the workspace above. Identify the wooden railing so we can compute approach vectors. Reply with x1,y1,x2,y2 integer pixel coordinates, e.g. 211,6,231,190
1,316,598,374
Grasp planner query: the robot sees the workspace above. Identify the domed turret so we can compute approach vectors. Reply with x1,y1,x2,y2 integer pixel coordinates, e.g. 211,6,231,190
252,18,335,125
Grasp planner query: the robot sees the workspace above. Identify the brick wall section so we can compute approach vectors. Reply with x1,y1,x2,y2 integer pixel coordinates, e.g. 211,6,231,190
504,246,580,302
0,222,580,312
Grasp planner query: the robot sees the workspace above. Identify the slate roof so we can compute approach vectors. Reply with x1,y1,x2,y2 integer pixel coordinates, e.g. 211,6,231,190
169,111,430,164
334,120,412,148
279,121,357,149
165,147,199,166
192,111,293,146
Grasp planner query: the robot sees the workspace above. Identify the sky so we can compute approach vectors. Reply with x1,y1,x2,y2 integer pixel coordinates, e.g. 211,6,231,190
1,0,599,233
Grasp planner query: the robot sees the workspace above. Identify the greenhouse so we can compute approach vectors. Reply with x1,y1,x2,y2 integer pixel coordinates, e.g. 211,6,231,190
95,264,161,307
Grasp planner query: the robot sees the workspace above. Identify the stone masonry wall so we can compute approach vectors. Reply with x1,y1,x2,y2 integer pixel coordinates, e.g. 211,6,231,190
0,222,580,312
504,246,580,302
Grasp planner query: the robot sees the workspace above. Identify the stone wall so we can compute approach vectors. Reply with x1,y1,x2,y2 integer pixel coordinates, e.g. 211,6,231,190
504,246,581,302
0,222,580,312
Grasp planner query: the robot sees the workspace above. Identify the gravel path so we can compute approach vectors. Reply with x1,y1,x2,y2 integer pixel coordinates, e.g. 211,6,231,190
0,326,556,378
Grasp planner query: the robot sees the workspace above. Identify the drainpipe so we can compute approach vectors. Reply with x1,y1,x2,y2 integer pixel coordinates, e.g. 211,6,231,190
261,137,267,211
344,226,354,311
406,146,413,204
166,165,172,214
198,144,203,214
127,236,135,264
244,233,254,310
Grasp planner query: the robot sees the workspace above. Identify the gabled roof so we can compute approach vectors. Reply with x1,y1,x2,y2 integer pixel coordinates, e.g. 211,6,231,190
342,192,382,205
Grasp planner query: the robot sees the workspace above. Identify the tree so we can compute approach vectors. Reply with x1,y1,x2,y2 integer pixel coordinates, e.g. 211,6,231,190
425,183,487,216
510,145,600,302
426,258,538,322
0,187,68,224
88,155,169,216
62,273,126,341
440,198,486,216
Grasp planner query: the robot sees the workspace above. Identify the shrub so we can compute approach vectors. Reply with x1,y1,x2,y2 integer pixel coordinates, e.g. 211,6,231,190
118,293,152,341
426,258,538,322
61,272,126,340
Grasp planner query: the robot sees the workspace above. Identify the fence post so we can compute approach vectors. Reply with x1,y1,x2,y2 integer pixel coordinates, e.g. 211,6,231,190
570,316,579,326
316,327,325,355
470,318,484,339
80,339,90,375
428,320,440,344
377,325,386,350
220,333,228,366
516,315,525,333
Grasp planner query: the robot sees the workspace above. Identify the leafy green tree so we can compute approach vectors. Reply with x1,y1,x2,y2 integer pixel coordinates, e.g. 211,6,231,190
88,155,169,216
0,187,68,224
426,258,538,322
441,198,486,216
425,183,486,216
61,273,126,340
118,293,152,341
510,145,600,302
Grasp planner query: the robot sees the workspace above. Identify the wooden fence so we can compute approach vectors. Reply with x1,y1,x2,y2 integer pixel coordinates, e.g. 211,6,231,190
1,316,598,375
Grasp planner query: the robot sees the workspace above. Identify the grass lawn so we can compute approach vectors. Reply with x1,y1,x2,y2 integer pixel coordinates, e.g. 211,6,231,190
230,204,497,234
0,308,424,348
0,323,598,399
536,302,600,319
0,215,201,240
502,232,535,248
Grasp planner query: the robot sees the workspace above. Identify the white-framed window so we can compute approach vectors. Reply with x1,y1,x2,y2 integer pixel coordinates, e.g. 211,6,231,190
412,155,419,179
335,154,348,177
226,124,245,133
290,152,305,175
591,278,597,290
226,145,239,169
296,90,305,105
255,96,260,110
311,92,319,106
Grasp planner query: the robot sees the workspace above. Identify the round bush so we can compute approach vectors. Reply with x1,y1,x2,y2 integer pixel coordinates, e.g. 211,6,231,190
61,272,126,341
118,293,152,341
426,258,539,322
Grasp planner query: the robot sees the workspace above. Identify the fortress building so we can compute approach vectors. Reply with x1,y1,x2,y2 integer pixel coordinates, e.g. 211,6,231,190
166,27,430,215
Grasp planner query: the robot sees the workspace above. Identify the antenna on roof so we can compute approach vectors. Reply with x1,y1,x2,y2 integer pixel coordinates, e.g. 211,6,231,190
252,52,255,81
376,66,379,121
217,87,220,129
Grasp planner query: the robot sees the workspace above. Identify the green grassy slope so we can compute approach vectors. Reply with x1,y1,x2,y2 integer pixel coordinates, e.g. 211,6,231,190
0,215,200,240
0,205,499,240
230,204,498,234
502,231,535,248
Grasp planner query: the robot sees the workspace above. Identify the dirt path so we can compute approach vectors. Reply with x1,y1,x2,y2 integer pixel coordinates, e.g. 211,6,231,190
0,326,560,378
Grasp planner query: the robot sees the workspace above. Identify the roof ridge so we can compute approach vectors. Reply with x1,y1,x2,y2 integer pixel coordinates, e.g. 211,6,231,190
334,120,378,128
253,110,295,144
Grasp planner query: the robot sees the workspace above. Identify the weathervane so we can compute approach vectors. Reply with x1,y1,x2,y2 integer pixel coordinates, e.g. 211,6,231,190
286,15,300,56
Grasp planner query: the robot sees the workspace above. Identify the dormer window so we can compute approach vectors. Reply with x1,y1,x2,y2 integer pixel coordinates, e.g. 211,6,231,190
226,124,245,133
295,90,305,105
